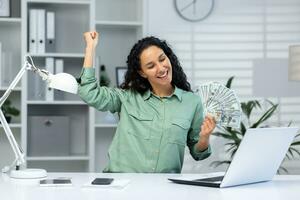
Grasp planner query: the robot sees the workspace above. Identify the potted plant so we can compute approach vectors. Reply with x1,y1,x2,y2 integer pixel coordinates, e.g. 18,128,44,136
211,76,300,173
99,64,111,87
1,99,20,123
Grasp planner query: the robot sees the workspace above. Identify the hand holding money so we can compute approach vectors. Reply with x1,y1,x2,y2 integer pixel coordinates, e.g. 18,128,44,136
196,82,242,128
200,115,216,138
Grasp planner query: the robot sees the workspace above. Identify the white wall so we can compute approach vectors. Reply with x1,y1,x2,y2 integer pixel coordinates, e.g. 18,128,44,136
145,0,300,174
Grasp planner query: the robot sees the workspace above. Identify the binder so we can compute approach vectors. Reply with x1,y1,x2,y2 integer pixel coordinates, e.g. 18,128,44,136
0,42,1,88
54,59,64,100
37,9,46,54
32,67,45,100
29,9,38,53
0,0,10,17
55,59,64,74
45,57,54,101
46,11,56,52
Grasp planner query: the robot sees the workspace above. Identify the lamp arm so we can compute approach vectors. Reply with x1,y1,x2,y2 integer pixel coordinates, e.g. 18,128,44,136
0,56,47,173
1,55,76,174
0,60,32,172
0,62,28,107
0,56,50,107
0,109,25,171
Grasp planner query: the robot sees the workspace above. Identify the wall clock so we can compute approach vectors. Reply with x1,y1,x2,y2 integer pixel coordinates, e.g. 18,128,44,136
174,0,214,22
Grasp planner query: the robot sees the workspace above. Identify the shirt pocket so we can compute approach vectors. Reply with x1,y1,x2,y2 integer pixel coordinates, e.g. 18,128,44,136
127,109,153,139
168,118,191,146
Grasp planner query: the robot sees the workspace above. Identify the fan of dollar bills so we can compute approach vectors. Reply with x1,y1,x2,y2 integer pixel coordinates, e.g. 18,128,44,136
195,82,242,128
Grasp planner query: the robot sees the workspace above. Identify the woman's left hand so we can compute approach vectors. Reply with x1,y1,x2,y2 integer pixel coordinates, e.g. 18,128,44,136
200,115,216,138
196,115,216,151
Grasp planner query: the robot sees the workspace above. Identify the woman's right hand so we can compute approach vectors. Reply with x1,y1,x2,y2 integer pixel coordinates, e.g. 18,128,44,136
83,31,99,49
83,31,99,68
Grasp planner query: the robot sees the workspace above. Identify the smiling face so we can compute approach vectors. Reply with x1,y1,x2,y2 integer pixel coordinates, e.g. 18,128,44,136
139,45,173,93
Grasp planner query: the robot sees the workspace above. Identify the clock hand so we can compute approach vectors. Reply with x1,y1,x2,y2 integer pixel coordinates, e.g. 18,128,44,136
180,0,195,12
193,0,196,15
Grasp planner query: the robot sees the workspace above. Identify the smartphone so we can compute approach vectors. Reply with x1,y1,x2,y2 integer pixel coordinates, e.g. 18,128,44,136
91,178,114,185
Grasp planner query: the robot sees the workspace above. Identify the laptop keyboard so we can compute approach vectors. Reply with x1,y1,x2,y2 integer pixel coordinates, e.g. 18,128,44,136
194,176,224,182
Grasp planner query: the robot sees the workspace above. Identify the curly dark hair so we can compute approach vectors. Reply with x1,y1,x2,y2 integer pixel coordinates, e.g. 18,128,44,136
120,36,191,94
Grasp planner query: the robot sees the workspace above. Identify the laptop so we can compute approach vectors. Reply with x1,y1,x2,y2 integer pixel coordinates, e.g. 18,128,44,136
169,127,299,188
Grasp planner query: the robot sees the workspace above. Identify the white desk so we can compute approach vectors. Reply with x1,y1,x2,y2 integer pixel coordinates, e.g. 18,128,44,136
1,173,300,200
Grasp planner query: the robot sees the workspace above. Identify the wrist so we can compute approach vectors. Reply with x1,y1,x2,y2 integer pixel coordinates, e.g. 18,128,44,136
199,134,210,143
85,45,95,53
196,136,210,151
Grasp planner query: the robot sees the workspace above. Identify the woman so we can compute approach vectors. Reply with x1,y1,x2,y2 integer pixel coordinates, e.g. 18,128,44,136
78,31,216,173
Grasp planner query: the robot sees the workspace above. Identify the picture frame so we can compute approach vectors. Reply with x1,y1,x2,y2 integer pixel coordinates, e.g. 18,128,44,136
0,0,11,17
115,66,127,87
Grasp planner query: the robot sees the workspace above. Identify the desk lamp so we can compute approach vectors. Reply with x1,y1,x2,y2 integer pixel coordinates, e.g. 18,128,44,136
1,55,78,179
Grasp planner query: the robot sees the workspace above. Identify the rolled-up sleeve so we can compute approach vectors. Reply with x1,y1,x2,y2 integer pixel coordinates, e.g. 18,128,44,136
77,67,125,113
187,97,212,161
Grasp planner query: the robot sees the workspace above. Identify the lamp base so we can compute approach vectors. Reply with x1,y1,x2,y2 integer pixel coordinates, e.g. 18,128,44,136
10,168,47,179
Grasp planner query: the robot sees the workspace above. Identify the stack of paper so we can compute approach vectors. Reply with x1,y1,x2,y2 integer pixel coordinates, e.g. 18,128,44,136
195,82,242,128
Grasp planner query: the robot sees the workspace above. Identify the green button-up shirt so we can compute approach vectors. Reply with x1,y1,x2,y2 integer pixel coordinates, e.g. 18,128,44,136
78,68,211,173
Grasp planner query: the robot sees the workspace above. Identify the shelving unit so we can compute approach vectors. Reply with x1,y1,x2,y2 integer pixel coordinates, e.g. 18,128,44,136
0,0,144,172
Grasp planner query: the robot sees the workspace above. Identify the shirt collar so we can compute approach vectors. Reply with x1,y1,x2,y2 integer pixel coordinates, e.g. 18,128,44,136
142,90,151,100
142,86,183,102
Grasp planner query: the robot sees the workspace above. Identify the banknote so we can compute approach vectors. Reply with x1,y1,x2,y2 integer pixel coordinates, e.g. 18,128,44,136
195,82,242,128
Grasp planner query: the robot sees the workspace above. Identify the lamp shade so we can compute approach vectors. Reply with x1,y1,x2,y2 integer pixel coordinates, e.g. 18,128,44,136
289,45,300,81
48,73,78,94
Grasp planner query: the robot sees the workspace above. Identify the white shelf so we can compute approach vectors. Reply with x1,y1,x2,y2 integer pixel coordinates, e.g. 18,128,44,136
26,156,90,161
95,123,118,128
27,53,85,58
96,20,143,27
27,100,86,105
27,0,90,5
0,123,22,128
0,87,21,91
0,18,21,24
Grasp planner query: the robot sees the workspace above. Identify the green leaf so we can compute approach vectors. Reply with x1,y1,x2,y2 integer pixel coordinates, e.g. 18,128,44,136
287,147,300,158
265,99,275,106
230,149,238,159
213,132,233,140
277,166,288,174
285,152,292,160
254,100,262,109
226,145,238,154
2,99,20,117
241,100,261,119
225,76,234,89
291,141,300,146
251,104,278,128
287,148,294,158
210,160,231,168
240,123,246,135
